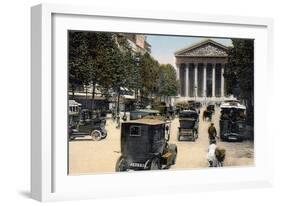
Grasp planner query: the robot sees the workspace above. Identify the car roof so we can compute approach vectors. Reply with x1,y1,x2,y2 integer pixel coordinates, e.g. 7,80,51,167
220,101,246,110
123,118,166,125
179,118,197,121
180,109,198,113
131,109,160,113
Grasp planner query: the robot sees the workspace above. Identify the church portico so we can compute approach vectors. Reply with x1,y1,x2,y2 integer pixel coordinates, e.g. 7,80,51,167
175,39,228,103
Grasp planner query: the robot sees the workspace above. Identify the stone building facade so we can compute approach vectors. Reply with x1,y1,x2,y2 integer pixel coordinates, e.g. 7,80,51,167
174,39,229,103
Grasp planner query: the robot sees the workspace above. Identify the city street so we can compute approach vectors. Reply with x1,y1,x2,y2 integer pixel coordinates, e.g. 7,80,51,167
69,106,254,175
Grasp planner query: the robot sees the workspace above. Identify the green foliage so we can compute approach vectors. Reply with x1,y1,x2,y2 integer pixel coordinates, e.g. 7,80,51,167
68,32,180,110
158,64,178,97
68,32,135,96
224,39,254,101
68,32,91,97
139,53,160,98
225,39,254,125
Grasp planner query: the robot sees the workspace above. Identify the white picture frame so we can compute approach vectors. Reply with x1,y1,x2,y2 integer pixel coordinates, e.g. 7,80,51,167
31,3,274,202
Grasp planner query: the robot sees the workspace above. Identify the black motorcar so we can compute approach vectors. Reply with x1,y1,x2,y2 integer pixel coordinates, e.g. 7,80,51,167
188,100,202,109
187,100,201,114
219,101,247,141
115,118,177,171
177,110,199,141
69,109,107,141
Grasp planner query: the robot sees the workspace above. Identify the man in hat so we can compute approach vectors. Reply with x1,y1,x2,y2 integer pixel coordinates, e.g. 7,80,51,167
208,122,217,144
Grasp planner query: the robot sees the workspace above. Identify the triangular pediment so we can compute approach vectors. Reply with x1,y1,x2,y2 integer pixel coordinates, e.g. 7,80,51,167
175,39,228,57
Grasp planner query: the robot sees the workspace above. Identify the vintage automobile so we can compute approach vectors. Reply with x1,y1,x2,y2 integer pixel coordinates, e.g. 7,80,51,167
129,109,160,120
69,109,107,141
219,100,247,141
187,100,202,114
177,110,199,141
152,102,176,119
115,118,177,171
188,100,202,110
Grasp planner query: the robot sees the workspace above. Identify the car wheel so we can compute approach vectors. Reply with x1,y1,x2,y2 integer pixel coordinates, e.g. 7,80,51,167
150,158,161,170
91,130,102,141
69,136,75,141
101,129,107,139
192,131,196,142
115,156,127,172
169,144,177,165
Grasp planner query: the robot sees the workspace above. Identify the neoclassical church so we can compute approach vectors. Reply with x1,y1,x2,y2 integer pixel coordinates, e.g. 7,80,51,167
174,39,229,103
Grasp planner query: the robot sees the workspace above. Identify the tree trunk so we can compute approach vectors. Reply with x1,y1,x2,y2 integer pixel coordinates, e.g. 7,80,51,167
117,88,120,114
85,85,88,109
91,81,96,110
71,84,75,99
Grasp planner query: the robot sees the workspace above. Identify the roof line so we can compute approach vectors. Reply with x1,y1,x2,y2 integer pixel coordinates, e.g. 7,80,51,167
174,39,229,56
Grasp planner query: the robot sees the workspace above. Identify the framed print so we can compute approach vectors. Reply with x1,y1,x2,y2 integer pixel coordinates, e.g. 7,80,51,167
31,3,274,201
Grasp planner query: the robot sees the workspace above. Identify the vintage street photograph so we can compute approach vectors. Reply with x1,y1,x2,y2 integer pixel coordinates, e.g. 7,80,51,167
68,31,254,174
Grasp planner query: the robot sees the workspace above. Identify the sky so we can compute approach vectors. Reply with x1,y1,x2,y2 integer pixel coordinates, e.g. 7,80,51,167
145,35,232,68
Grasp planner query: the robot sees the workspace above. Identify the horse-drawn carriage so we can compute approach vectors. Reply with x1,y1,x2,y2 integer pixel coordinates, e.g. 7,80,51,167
177,110,199,141
115,117,177,171
219,100,247,141
69,109,107,141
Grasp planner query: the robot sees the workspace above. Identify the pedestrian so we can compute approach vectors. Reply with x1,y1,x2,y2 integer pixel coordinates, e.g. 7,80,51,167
208,122,217,144
207,139,218,167
122,112,127,121
215,147,226,167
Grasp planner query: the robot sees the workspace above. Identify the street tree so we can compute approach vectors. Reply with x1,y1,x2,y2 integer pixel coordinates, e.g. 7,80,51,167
139,53,160,104
68,31,133,110
112,35,136,116
68,32,91,99
224,39,254,124
158,64,179,103
86,32,122,109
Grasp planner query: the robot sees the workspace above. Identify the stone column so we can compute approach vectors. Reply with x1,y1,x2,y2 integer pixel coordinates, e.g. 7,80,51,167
203,63,207,97
176,64,180,96
185,64,189,97
194,63,198,98
221,64,225,97
176,64,180,80
212,64,216,97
